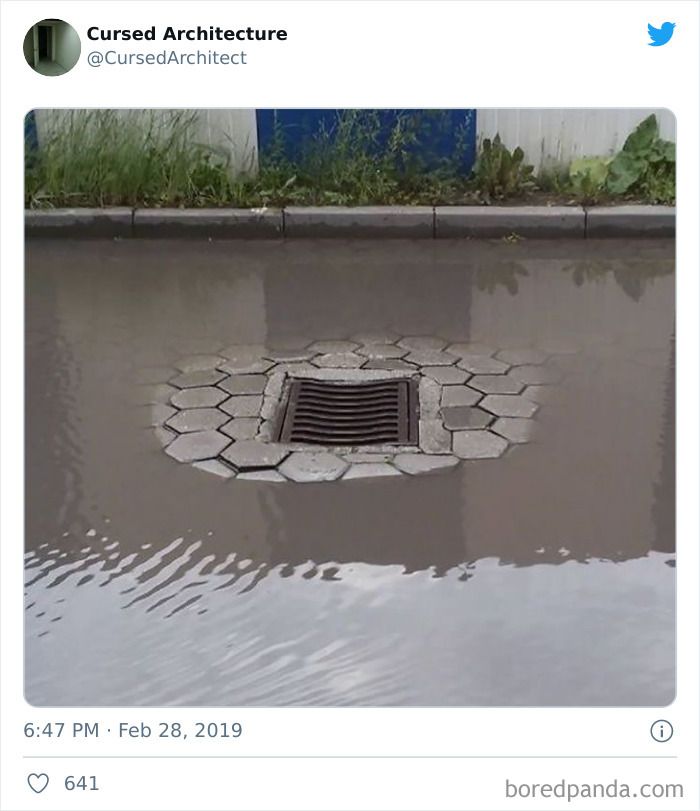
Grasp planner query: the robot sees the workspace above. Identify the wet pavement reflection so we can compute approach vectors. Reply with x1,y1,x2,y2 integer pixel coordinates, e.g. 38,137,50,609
25,239,675,705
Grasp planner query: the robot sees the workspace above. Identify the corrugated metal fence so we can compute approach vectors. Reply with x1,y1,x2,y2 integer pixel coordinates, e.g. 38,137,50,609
28,108,675,178
476,109,675,171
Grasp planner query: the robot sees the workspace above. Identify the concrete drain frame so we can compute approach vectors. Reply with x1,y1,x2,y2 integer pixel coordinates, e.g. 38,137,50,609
146,335,562,482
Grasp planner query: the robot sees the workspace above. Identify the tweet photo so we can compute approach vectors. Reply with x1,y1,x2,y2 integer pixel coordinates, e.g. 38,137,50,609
2,3,698,810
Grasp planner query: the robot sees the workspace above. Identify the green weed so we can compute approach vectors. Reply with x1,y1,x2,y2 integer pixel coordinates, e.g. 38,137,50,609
25,110,236,208
25,110,675,209
605,114,675,204
469,135,535,202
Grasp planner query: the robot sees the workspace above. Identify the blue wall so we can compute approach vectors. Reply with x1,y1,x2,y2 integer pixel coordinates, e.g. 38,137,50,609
256,109,477,174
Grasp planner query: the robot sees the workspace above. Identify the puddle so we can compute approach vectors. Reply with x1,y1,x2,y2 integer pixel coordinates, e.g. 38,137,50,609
25,238,675,706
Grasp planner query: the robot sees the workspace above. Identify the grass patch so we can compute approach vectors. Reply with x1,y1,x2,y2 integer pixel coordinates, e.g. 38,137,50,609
25,111,675,209
25,110,239,208
537,115,675,206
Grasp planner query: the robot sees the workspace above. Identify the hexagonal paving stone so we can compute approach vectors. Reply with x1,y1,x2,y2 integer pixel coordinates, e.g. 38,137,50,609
393,454,459,474
398,336,447,351
469,374,524,394
312,352,366,368
364,359,416,371
175,355,226,373
457,355,510,374
219,374,268,395
170,369,226,389
419,419,453,454
492,417,533,444
440,385,481,407
165,430,231,462
221,440,290,471
278,452,349,482
221,418,260,440
343,463,402,479
496,348,549,366
171,386,228,409
479,394,538,418
404,350,457,366
193,459,236,479
421,365,470,384
440,406,492,431
219,357,274,375
308,340,359,354
273,362,318,376
452,430,508,459
263,348,316,362
237,470,287,482
220,395,264,418
446,343,497,358
509,364,562,385
356,344,408,359
166,408,229,433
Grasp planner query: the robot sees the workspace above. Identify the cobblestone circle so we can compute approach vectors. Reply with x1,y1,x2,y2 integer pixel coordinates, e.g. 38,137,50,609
143,336,564,483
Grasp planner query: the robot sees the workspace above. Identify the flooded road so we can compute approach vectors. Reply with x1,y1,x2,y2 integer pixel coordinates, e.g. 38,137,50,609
25,239,675,706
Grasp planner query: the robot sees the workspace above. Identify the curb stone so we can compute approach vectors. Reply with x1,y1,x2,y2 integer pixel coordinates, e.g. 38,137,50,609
25,207,133,237
585,205,675,237
25,205,675,239
133,208,283,238
435,206,585,238
283,206,434,238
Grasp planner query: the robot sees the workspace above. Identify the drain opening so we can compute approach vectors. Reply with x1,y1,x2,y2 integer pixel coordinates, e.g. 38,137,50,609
276,378,419,446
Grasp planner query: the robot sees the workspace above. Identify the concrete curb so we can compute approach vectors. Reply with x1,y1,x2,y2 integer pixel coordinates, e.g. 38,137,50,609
133,208,283,238
25,207,133,238
436,206,585,238
25,205,676,239
585,205,676,238
283,206,435,238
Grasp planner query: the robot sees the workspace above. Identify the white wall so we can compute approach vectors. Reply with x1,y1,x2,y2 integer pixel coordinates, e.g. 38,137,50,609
33,109,258,178
32,108,675,178
53,22,81,71
189,110,258,175
477,108,676,170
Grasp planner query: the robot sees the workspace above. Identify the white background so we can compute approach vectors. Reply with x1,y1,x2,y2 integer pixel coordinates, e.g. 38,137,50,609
1,2,698,809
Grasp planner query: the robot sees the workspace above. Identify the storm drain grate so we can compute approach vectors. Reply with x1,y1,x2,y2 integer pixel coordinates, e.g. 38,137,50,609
276,378,419,446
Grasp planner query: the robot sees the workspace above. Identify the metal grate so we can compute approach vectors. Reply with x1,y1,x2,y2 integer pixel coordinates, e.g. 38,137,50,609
276,378,418,446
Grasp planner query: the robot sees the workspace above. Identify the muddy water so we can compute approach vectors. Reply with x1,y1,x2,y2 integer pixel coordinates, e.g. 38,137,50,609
25,239,675,706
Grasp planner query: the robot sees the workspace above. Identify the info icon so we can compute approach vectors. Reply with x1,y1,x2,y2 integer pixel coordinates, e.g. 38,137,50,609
650,720,673,742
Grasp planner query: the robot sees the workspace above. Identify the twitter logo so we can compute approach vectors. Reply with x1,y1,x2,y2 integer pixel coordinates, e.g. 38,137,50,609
648,21,675,46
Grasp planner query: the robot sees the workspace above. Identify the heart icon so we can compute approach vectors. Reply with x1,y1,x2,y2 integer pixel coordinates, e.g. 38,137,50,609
27,773,49,794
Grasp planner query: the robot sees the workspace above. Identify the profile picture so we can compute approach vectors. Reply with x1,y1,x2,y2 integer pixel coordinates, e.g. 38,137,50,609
23,19,81,76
